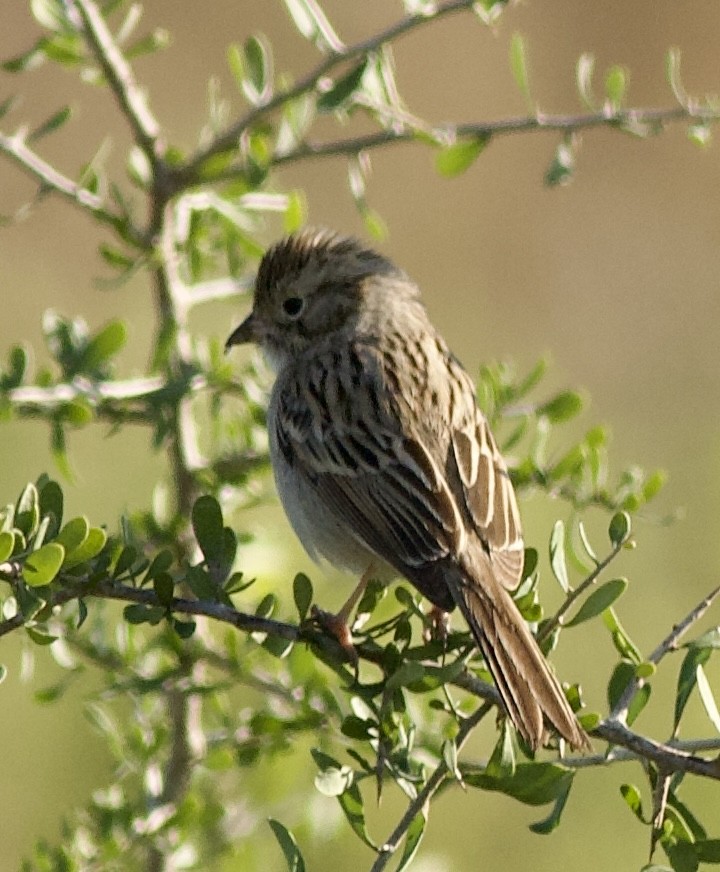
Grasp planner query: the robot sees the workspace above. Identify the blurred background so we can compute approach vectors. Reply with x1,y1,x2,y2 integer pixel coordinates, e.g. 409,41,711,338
1,1,720,869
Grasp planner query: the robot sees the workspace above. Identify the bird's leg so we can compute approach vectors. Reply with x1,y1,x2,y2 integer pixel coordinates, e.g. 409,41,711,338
311,564,375,663
424,604,451,643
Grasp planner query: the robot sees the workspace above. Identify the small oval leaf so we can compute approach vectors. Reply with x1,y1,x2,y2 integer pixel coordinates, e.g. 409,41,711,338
565,578,628,628
23,542,65,586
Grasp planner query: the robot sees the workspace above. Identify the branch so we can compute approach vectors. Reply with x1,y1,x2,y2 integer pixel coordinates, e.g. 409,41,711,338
369,702,492,872
6,373,207,426
2,576,719,785
182,0,478,177
592,720,720,780
266,105,714,168
72,0,163,163
538,538,626,644
610,583,720,723
0,129,125,230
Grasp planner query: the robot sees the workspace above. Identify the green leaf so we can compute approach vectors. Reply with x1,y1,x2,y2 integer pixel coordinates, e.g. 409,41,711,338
666,46,686,106
268,819,306,872
386,661,425,692
15,483,40,538
608,511,631,547
23,542,65,586
26,627,58,646
435,137,489,177
687,123,711,149
544,139,576,187
28,105,72,143
143,549,174,582
293,572,313,621
605,64,628,110
529,775,573,834
695,840,720,863
0,531,14,563
186,565,218,600
509,32,532,107
395,810,426,872
192,495,225,563
81,320,127,371
63,526,107,569
153,573,175,607
2,343,29,388
695,664,720,734
539,391,583,423
38,478,63,539
620,783,645,822
607,660,651,725
642,469,667,502
173,618,196,639
576,52,596,110
565,578,628,628
314,765,352,797
485,721,516,778
465,761,574,806
549,520,569,592
317,59,367,112
113,544,139,579
577,521,598,565
664,842,699,872
243,34,273,105
340,715,375,740
687,628,720,650
56,516,89,557
123,603,165,625
338,781,378,850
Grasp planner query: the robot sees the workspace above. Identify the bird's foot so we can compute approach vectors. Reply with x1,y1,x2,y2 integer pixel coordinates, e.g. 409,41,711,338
310,605,358,667
423,605,451,644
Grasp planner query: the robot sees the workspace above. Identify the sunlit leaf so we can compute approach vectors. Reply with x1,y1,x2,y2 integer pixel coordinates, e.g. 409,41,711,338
565,578,627,628
436,137,489,177
23,542,65,586
509,32,532,106
696,664,720,734
549,520,569,592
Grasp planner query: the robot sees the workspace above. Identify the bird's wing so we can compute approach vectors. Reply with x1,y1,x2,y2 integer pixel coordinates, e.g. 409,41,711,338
274,342,462,577
447,364,525,590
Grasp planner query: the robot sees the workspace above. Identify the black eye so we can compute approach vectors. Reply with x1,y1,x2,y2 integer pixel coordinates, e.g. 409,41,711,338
282,297,304,318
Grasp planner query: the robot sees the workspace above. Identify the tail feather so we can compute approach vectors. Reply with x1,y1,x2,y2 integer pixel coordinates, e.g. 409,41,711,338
449,553,590,751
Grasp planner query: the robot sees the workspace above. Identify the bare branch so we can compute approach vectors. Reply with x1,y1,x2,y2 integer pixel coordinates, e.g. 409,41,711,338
73,0,163,162
592,719,720,780
0,129,124,230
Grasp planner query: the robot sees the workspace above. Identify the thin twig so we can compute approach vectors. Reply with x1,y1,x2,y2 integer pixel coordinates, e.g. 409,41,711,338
73,0,163,162
591,720,720,780
610,584,720,723
369,702,492,872
560,737,720,771
182,0,478,177
0,130,124,230
2,576,719,784
538,540,625,644
205,105,720,173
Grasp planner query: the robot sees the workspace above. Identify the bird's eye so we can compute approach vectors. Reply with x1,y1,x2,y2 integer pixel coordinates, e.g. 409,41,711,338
282,296,304,318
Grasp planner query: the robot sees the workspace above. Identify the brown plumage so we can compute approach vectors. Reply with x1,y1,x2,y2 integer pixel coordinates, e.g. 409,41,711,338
226,228,589,751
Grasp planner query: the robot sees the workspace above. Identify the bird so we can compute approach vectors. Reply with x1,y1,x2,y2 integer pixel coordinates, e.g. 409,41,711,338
226,227,589,751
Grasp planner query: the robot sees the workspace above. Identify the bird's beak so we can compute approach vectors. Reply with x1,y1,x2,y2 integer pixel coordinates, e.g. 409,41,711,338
225,312,257,352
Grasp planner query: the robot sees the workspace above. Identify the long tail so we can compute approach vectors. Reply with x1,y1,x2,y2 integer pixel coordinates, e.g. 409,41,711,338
448,553,590,751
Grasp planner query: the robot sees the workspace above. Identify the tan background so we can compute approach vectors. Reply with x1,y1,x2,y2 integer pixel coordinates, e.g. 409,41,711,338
1,2,720,869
